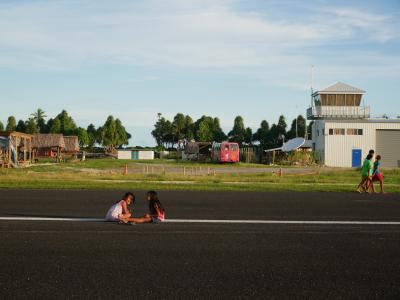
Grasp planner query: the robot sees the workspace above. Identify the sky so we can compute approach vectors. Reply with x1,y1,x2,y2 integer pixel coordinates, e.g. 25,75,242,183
0,0,399,146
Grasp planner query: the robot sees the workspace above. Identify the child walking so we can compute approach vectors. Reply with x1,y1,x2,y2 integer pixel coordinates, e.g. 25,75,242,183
356,154,373,193
363,149,375,190
368,155,385,194
105,192,135,223
133,191,165,223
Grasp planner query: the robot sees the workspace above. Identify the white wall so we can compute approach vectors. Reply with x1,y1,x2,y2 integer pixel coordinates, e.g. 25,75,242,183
138,151,154,160
321,121,400,167
117,150,131,160
118,150,155,160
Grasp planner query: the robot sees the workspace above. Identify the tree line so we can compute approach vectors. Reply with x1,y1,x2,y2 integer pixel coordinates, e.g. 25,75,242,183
0,109,131,151
152,113,307,149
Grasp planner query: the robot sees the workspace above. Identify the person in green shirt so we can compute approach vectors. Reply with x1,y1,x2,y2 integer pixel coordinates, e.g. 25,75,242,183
363,149,375,190
356,153,373,193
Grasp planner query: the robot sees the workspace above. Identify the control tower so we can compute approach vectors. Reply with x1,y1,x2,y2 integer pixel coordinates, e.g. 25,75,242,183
307,81,370,120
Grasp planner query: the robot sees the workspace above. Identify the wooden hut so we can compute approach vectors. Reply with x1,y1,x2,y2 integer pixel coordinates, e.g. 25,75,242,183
0,131,33,168
63,136,80,156
32,134,65,161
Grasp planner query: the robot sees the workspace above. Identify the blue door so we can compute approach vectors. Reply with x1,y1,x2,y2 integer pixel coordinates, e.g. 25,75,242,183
352,149,362,168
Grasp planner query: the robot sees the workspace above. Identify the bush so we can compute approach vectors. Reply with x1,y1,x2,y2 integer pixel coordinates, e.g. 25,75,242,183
281,151,316,166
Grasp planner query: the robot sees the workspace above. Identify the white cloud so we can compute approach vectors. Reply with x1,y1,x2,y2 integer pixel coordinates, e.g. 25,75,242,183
0,0,398,71
318,7,399,43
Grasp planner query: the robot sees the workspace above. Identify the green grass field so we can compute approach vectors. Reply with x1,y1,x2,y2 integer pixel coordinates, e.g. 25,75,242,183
0,159,399,193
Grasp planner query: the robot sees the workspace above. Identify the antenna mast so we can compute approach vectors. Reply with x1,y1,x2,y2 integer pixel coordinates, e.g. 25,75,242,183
310,65,314,107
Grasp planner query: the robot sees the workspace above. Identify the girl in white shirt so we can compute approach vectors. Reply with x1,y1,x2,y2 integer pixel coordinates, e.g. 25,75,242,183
105,192,135,223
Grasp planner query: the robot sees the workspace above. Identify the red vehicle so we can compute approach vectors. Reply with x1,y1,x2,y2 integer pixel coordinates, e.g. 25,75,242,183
212,142,240,163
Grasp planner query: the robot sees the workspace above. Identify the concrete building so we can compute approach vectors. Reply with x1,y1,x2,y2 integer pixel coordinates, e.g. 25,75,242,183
308,82,400,168
117,149,154,160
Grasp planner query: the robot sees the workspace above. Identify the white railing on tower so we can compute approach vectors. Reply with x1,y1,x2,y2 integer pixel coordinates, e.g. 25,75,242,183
307,106,370,119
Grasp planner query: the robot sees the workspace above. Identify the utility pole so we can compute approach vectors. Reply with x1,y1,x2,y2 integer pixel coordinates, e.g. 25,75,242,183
307,65,315,140
295,105,299,137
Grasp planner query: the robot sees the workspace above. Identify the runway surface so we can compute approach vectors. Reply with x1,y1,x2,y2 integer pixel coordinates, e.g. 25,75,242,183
1,190,400,299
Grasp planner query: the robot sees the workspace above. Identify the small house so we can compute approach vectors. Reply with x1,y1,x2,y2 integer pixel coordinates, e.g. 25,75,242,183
117,149,155,160
32,133,65,159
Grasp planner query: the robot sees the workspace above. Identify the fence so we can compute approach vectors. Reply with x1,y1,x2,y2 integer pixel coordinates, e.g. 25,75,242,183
240,147,262,163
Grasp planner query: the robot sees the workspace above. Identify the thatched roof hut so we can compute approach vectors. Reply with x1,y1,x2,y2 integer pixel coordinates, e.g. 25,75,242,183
32,134,65,149
63,136,80,153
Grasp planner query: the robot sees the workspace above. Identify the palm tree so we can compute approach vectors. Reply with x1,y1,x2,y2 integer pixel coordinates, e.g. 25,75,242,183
31,108,47,132
31,108,47,122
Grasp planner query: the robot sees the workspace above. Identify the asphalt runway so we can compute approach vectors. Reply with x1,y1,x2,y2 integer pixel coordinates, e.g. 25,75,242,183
1,190,400,299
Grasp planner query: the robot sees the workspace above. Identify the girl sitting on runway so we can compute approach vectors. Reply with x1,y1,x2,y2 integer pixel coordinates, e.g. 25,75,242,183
132,191,165,223
105,192,135,223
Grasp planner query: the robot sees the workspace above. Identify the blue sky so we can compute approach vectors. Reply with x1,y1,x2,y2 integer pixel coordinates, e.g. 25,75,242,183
0,0,399,146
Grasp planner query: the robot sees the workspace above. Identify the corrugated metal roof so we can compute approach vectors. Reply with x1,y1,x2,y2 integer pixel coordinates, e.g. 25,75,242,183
301,140,313,148
318,82,365,94
325,119,400,124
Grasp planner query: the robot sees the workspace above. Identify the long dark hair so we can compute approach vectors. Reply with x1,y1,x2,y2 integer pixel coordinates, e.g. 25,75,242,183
119,192,135,204
148,191,164,214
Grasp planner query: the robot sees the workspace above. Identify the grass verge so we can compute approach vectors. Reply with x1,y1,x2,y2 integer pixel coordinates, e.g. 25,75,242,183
0,159,399,193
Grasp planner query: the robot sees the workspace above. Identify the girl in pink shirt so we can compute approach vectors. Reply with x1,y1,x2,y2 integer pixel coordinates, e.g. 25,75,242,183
132,191,165,223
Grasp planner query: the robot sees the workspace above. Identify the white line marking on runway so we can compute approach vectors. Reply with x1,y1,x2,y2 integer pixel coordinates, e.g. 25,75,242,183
0,217,105,222
165,219,400,225
1,217,400,225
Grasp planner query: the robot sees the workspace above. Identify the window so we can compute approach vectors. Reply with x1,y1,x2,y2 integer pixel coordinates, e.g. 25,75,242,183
328,128,345,135
322,129,325,136
334,128,345,135
213,144,221,151
314,95,321,106
347,129,363,135
317,130,319,136
347,128,357,135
